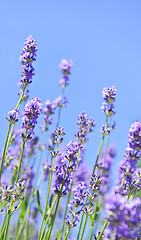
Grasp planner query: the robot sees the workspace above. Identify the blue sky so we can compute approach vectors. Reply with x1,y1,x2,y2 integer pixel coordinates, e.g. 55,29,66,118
0,1,141,176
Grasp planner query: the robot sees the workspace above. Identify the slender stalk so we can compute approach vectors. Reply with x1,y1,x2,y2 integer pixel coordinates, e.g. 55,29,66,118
41,195,58,240
79,214,88,240
56,88,64,128
15,85,26,110
92,136,104,177
97,220,108,240
16,140,26,182
0,123,12,181
3,214,10,240
64,227,70,240
47,197,61,240
0,213,10,240
120,174,126,194
38,150,58,240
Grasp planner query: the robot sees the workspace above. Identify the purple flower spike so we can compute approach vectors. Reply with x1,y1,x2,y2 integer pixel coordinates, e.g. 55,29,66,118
59,59,73,76
19,36,37,86
21,97,42,141
102,86,116,103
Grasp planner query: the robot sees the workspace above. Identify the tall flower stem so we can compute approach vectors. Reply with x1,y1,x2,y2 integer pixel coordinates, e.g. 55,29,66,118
15,85,26,110
0,86,26,182
92,136,105,177
16,140,26,182
97,220,108,240
0,214,10,240
38,145,59,240
47,196,61,240
120,174,126,194
0,123,12,181
77,134,106,240
3,214,10,240
56,88,64,128
41,195,58,240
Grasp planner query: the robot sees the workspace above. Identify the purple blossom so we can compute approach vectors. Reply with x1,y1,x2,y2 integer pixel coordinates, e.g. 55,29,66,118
102,86,116,103
53,164,72,197
105,194,141,239
75,111,95,145
128,120,141,151
65,181,87,228
21,97,42,141
59,59,73,76
6,109,19,124
19,36,37,86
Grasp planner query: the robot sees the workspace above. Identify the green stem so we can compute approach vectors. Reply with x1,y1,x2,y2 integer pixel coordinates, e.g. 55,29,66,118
41,195,58,240
97,220,108,240
38,152,58,240
15,85,26,110
47,197,61,240
56,88,64,128
0,123,12,181
0,213,10,240
16,140,26,182
92,136,104,177
3,214,10,240
64,228,70,240
120,174,126,194
79,215,88,240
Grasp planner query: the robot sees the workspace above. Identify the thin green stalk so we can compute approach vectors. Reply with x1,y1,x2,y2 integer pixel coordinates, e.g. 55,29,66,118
97,220,108,240
3,214,10,240
92,136,104,177
56,88,64,128
0,213,10,240
15,175,43,240
120,174,126,194
89,199,99,240
15,85,26,110
25,133,46,238
79,214,88,240
38,152,58,240
64,227,70,240
77,134,105,240
47,197,61,240
0,123,12,181
16,140,26,182
41,195,58,240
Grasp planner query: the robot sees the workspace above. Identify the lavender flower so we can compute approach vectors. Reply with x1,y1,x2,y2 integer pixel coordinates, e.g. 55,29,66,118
6,109,19,124
21,97,42,141
59,59,73,88
20,36,37,86
65,181,87,228
75,111,95,145
102,86,116,103
101,87,116,136
105,194,141,239
59,59,73,76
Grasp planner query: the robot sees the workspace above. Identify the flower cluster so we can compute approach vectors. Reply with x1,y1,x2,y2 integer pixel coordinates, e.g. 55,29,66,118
116,121,141,196
19,35,37,86
59,59,73,88
0,36,141,240
21,97,42,141
6,109,19,124
0,179,25,213
101,86,116,136
75,111,95,145
105,194,141,239
66,181,87,228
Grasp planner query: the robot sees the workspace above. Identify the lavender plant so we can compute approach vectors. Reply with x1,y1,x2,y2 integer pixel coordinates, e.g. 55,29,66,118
0,36,140,240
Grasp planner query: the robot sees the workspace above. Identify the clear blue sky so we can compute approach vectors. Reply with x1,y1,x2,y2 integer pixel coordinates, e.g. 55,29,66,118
0,1,141,176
